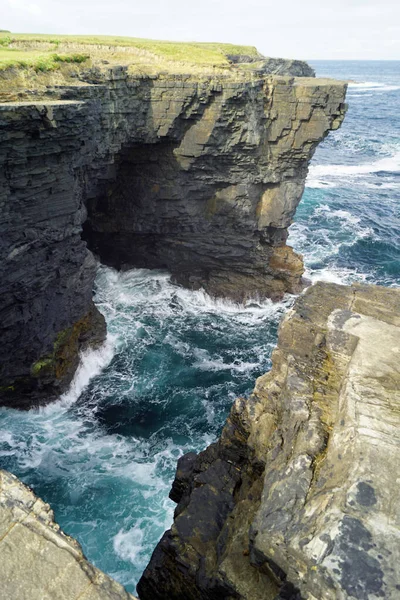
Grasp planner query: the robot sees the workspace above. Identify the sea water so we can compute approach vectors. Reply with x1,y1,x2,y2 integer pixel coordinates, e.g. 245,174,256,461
0,61,399,595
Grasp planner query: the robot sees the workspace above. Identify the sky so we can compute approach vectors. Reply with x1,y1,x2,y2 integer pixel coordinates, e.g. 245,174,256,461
2,0,400,60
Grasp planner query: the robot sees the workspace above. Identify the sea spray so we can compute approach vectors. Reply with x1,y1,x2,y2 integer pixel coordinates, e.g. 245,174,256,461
0,266,289,593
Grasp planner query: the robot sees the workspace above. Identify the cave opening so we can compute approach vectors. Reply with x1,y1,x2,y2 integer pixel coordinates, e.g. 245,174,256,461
82,140,186,272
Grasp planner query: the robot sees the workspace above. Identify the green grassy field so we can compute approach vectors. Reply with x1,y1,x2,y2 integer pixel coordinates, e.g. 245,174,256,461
0,32,260,72
0,48,89,71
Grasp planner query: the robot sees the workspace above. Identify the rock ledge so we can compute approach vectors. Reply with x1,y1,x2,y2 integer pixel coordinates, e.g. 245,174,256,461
0,70,346,408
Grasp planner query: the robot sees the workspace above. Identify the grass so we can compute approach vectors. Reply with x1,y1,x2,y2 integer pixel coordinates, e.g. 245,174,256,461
0,32,261,73
0,48,89,72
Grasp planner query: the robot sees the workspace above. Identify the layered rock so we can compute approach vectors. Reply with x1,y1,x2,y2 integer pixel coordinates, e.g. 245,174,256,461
227,55,316,77
82,74,346,301
0,67,346,408
0,469,137,600
138,282,400,600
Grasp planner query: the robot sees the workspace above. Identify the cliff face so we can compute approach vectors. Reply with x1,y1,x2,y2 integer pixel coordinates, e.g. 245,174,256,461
0,469,137,600
0,67,346,408
83,74,346,301
138,282,400,600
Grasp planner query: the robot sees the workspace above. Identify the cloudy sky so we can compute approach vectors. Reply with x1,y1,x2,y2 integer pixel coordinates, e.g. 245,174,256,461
3,0,400,60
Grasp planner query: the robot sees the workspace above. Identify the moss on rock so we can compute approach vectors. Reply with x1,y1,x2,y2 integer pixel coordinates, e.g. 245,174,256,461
1,304,106,409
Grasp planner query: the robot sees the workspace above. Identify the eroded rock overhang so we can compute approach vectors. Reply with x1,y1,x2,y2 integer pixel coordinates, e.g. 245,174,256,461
0,68,347,408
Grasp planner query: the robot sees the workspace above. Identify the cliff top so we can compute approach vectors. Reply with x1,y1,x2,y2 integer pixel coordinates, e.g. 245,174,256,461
0,32,316,93
0,32,261,73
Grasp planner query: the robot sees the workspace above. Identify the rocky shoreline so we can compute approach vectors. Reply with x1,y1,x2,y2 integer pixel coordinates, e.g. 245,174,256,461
0,469,138,600
2,43,399,600
1,281,399,599
138,282,400,600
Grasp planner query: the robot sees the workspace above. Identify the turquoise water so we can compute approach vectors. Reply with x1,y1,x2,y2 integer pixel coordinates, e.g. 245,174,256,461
0,61,399,595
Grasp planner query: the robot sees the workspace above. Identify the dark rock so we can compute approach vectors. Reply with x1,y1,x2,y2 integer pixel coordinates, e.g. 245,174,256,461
170,452,198,504
0,70,346,408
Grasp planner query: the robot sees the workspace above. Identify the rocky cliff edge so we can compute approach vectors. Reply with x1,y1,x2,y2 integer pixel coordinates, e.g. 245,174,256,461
0,469,137,600
138,282,400,600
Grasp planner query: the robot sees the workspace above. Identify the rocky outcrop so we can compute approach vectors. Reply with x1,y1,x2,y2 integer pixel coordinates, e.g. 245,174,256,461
0,469,137,600
0,67,346,408
227,55,316,77
138,282,400,600
83,74,346,301
0,98,107,408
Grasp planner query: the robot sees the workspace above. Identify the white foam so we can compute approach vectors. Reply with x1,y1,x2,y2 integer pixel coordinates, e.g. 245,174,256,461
309,152,400,179
38,335,117,415
113,522,145,564
306,179,338,189
349,93,374,98
193,357,260,373
307,268,345,285
306,150,400,188
95,265,291,334
289,203,374,288
313,206,372,238
348,81,400,92
0,430,14,445
304,266,368,287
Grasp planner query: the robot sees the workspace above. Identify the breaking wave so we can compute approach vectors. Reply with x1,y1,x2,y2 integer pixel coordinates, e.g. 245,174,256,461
348,81,400,93
306,150,400,188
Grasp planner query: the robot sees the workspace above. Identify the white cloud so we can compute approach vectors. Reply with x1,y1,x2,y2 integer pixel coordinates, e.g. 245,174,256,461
1,0,400,59
7,0,43,14
28,4,42,15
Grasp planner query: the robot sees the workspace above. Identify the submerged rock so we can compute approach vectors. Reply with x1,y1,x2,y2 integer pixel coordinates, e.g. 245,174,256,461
0,469,137,600
138,282,400,600
0,67,346,408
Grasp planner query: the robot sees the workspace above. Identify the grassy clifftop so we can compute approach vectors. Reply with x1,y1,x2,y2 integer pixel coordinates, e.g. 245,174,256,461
0,32,261,74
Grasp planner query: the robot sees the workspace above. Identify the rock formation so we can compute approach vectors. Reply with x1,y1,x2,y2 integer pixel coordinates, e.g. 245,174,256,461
0,469,137,600
138,282,400,600
0,65,346,408
227,55,316,77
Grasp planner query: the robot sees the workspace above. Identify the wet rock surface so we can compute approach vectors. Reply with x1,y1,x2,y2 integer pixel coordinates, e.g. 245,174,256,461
0,469,137,600
0,68,346,408
138,282,400,600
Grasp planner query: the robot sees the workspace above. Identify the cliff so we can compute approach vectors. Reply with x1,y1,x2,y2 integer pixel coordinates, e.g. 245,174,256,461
1,282,398,599
138,282,400,600
0,469,138,600
0,45,346,409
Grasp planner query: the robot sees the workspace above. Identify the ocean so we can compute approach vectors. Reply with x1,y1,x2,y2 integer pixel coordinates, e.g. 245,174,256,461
0,61,399,595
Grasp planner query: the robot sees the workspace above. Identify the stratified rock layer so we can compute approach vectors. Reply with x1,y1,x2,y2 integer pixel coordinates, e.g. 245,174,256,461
138,282,400,600
82,74,346,301
0,469,137,600
0,68,346,407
